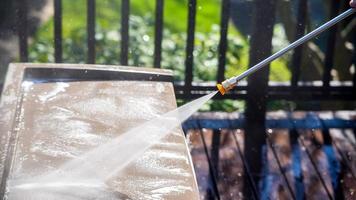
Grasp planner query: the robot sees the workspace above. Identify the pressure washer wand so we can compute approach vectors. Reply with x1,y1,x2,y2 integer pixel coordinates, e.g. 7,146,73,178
217,8,355,95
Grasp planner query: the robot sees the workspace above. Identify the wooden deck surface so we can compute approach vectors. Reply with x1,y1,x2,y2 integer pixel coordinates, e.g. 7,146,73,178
185,111,356,200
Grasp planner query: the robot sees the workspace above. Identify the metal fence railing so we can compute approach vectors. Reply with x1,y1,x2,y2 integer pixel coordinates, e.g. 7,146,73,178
13,0,356,101
9,0,356,199
183,111,356,199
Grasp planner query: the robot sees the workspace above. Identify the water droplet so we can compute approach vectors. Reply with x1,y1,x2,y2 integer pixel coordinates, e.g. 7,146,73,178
142,35,150,42
347,152,352,161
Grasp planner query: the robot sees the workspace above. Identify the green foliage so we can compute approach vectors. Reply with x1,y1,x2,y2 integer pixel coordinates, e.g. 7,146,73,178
30,12,248,82
28,0,293,111
130,0,221,33
203,99,245,112
267,100,296,111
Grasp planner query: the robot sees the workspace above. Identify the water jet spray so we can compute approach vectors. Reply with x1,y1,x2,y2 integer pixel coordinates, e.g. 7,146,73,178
217,8,355,95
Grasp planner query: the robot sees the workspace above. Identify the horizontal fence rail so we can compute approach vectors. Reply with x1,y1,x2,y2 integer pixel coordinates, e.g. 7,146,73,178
11,0,356,101
7,1,356,199
183,116,356,130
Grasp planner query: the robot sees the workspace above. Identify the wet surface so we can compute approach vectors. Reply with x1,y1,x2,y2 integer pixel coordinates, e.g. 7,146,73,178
0,64,199,200
186,111,356,200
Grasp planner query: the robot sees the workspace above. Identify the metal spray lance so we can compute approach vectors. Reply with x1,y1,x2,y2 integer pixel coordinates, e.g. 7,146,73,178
217,8,355,95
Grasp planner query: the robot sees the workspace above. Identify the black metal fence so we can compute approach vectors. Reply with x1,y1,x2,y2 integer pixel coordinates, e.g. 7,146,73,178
14,0,356,101
9,0,356,199
182,112,356,199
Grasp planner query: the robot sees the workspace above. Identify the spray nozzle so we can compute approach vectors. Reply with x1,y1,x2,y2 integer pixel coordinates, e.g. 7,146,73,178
217,77,237,95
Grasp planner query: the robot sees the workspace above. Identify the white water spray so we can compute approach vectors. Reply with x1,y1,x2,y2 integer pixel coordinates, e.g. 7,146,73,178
6,91,217,199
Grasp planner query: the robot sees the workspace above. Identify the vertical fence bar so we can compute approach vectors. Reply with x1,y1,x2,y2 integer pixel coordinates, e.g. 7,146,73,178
291,0,307,89
210,130,221,175
322,0,340,90
216,0,230,83
353,33,356,89
320,126,342,197
232,131,260,200
198,128,221,199
289,128,305,200
16,0,28,62
244,0,276,197
184,0,197,90
54,0,62,63
121,0,130,65
154,0,164,68
87,0,96,64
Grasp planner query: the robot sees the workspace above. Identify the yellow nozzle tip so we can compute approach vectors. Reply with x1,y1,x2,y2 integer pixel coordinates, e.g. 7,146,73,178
216,84,226,95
